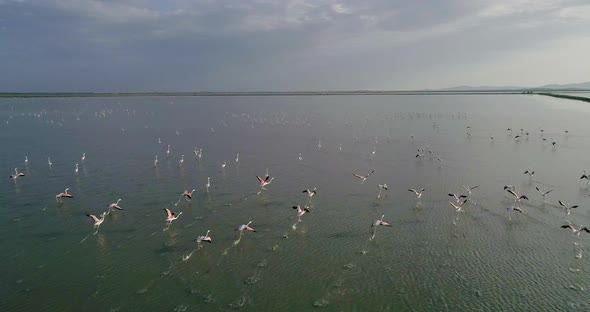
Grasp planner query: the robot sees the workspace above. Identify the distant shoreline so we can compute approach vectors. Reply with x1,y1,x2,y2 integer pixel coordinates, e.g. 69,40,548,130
0,90,589,98
538,93,590,103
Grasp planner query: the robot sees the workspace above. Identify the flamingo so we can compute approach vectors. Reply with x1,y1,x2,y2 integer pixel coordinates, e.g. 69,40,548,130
448,193,468,202
506,189,528,202
154,155,158,166
408,188,425,199
238,221,256,233
534,186,552,201
75,163,79,175
205,177,210,192
179,154,184,166
256,172,274,194
293,205,310,222
24,156,28,166
183,189,196,200
302,188,317,198
558,200,578,217
164,208,182,226
353,170,374,184
193,147,199,158
298,153,303,161
561,223,590,237
81,153,86,161
195,230,212,249
371,214,392,240
55,188,74,202
87,212,106,234
9,168,25,179
506,205,523,220
372,215,392,227
221,161,226,168
166,145,171,157
449,199,468,212
235,153,239,163
48,157,52,167
461,185,479,195
106,199,123,214
377,184,388,199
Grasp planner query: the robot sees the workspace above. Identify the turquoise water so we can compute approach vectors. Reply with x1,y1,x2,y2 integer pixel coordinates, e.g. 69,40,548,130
1,94,590,311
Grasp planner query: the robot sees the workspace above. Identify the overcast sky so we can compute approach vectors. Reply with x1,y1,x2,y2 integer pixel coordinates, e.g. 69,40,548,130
1,0,589,92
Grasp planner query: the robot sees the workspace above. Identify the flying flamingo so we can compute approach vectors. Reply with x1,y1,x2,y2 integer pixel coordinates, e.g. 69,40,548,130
377,184,388,199
408,188,425,199
506,205,523,220
293,205,310,222
449,199,468,212
302,188,317,200
106,199,123,214
9,168,25,179
353,170,374,184
183,189,196,200
256,172,274,194
448,193,468,203
56,188,74,202
461,185,479,195
372,215,392,227
371,215,392,240
164,208,182,229
195,230,212,249
506,189,528,202
87,212,106,234
561,223,590,237
534,186,552,201
238,221,256,233
558,200,578,217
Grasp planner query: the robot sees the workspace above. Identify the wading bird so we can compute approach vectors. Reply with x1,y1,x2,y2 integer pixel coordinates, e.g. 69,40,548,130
377,184,388,199
506,189,528,202
353,170,374,184
87,212,106,234
9,168,25,179
462,185,479,195
55,188,73,202
448,193,468,202
534,186,552,201
195,230,212,249
106,199,123,214
293,205,310,222
450,199,468,212
237,221,256,233
164,208,182,227
409,188,425,199
256,172,274,194
558,200,578,217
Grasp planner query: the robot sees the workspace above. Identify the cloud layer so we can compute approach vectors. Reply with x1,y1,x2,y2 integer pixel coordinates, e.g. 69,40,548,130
1,0,589,91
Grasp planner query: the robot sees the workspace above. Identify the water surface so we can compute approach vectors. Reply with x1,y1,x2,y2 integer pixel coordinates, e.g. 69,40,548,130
1,94,589,311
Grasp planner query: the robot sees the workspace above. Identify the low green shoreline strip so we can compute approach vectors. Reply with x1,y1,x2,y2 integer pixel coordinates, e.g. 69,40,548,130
538,93,590,103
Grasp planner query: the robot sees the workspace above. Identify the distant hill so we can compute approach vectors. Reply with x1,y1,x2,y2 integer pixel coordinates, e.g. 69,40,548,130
442,81,590,91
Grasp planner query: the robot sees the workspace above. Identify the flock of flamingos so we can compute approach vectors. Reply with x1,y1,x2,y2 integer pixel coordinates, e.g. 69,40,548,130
8,124,590,261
